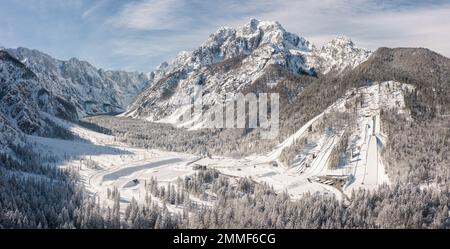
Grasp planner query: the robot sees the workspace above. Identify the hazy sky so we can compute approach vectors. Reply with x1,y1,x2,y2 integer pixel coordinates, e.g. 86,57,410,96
1,0,449,72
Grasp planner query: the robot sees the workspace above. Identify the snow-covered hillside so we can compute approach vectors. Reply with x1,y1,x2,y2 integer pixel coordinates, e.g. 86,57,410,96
0,50,80,137
1,47,152,155
0,113,24,154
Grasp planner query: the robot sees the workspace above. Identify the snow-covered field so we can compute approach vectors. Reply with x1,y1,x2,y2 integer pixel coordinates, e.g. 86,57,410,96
26,81,411,212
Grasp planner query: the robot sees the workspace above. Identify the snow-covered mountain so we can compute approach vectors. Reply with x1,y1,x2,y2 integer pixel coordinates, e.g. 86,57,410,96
306,36,371,74
0,47,153,153
6,47,151,117
0,50,78,134
126,19,371,124
0,112,23,154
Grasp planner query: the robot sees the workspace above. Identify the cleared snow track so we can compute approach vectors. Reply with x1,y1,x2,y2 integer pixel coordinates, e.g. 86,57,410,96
101,158,184,182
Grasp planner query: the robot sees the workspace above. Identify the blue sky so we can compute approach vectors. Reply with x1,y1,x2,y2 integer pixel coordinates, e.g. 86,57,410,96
1,0,450,72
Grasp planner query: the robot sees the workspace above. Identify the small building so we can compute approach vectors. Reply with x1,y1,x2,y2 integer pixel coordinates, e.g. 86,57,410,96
192,164,207,170
352,146,361,158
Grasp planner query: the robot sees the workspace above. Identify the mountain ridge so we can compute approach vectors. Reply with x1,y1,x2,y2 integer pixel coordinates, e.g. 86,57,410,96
6,47,151,117
0,47,152,149
126,19,372,124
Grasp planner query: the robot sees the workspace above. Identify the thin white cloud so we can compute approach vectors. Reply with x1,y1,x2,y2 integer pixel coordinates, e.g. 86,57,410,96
82,0,109,20
109,0,188,30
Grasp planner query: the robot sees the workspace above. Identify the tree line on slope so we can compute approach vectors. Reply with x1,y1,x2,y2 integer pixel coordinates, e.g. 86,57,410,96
81,116,277,158
381,108,450,185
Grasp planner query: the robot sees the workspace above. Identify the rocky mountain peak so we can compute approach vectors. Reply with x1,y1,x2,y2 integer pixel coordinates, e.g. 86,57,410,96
327,36,354,47
127,20,374,123
306,36,372,74
158,19,315,77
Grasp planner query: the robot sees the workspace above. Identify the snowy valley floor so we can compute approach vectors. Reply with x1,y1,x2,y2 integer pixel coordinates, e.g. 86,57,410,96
28,121,346,213
26,82,410,214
